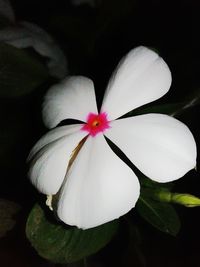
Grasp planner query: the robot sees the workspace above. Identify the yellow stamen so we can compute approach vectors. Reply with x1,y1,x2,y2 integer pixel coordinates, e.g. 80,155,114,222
92,120,99,127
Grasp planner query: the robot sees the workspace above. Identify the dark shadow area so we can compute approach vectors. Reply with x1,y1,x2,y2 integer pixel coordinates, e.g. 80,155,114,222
0,0,200,266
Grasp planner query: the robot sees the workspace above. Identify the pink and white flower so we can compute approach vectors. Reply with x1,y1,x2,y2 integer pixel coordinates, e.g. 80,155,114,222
28,46,197,229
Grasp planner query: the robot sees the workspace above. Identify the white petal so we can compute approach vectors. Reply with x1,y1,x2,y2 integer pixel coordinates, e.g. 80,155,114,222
28,124,83,161
101,46,172,120
105,114,197,182
57,134,140,229
28,125,87,195
42,76,98,129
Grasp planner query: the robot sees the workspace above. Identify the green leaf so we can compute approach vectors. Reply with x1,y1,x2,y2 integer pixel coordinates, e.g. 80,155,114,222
0,43,48,98
125,88,200,118
140,176,173,191
26,204,119,264
136,196,181,236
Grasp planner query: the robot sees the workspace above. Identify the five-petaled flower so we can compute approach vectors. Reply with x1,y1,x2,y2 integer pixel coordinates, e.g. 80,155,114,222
28,46,197,229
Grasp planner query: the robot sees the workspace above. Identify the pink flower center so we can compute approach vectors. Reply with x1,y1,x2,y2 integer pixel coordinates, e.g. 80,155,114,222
81,112,110,137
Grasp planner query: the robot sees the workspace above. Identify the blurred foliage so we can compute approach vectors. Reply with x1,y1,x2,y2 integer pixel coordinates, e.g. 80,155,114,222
0,199,21,238
0,43,48,98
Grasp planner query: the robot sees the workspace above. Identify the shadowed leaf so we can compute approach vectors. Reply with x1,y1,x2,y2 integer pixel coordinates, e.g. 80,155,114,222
26,204,119,263
137,196,181,236
124,88,200,118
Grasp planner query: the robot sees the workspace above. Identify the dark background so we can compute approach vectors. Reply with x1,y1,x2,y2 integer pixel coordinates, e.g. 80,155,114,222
0,0,200,266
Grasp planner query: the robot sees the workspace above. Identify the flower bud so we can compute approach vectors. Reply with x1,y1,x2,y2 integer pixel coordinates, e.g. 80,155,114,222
171,193,200,207
151,189,200,207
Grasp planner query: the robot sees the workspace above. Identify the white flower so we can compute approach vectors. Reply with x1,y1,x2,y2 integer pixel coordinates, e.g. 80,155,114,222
28,46,197,229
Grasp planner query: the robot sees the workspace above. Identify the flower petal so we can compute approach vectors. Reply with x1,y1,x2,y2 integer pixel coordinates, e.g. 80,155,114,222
28,124,83,161
105,114,196,182
57,134,140,229
101,46,172,120
43,76,98,129
28,125,87,195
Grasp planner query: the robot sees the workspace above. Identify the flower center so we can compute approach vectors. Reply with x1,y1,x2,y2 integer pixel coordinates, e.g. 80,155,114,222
81,112,110,137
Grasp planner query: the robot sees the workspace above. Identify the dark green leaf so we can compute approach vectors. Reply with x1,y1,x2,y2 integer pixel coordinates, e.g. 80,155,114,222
140,176,173,191
136,196,181,236
125,102,194,118
26,204,119,264
124,88,200,119
0,43,48,98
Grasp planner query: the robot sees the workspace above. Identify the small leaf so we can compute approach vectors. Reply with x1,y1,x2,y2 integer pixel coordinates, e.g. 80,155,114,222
26,204,119,264
136,196,181,236
0,43,48,98
0,199,21,238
